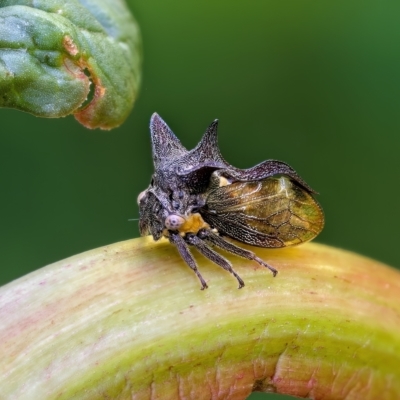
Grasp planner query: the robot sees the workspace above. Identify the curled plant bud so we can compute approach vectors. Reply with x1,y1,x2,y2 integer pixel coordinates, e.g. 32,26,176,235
0,0,141,129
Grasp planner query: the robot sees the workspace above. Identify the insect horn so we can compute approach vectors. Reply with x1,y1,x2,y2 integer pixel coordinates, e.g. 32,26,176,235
176,119,227,176
149,113,188,166
174,119,228,191
190,119,225,163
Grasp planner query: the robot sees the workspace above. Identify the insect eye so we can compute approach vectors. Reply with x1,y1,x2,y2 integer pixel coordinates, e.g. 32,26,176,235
137,189,148,205
165,214,185,230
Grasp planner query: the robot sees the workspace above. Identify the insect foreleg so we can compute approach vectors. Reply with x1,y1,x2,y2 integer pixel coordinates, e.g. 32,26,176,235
199,229,278,277
185,233,245,289
169,233,208,290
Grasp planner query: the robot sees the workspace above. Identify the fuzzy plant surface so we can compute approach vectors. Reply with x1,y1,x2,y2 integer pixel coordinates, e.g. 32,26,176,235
0,238,399,399
0,0,141,129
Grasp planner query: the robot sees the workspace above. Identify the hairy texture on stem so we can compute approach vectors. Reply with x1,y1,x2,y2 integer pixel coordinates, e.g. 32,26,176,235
0,0,141,129
0,238,399,399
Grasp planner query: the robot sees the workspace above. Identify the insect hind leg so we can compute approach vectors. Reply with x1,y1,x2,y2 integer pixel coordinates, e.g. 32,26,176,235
185,233,245,289
200,229,278,277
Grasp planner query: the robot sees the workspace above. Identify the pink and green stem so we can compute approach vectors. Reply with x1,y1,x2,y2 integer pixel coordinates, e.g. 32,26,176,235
1,238,399,399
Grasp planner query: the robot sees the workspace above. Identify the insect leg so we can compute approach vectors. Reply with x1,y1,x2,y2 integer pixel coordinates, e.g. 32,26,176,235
169,233,208,290
200,229,278,277
185,233,245,289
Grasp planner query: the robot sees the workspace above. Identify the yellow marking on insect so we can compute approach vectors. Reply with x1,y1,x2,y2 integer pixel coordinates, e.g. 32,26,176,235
218,176,231,187
179,213,210,235
162,213,210,237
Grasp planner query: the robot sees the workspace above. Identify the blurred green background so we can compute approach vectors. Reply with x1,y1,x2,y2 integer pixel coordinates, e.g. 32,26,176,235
1,1,400,399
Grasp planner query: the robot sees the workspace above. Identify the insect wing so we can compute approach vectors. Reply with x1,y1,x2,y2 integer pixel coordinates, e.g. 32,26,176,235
202,176,324,248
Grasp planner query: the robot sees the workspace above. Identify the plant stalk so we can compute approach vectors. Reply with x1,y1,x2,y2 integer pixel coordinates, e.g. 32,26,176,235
1,238,399,399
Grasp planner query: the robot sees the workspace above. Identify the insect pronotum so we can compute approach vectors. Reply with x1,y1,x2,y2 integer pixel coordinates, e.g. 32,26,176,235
138,113,324,289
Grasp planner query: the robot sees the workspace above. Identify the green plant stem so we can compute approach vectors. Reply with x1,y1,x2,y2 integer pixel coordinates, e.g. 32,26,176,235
0,238,399,399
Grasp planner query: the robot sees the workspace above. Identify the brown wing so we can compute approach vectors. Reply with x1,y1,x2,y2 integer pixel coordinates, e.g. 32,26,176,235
201,176,324,248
